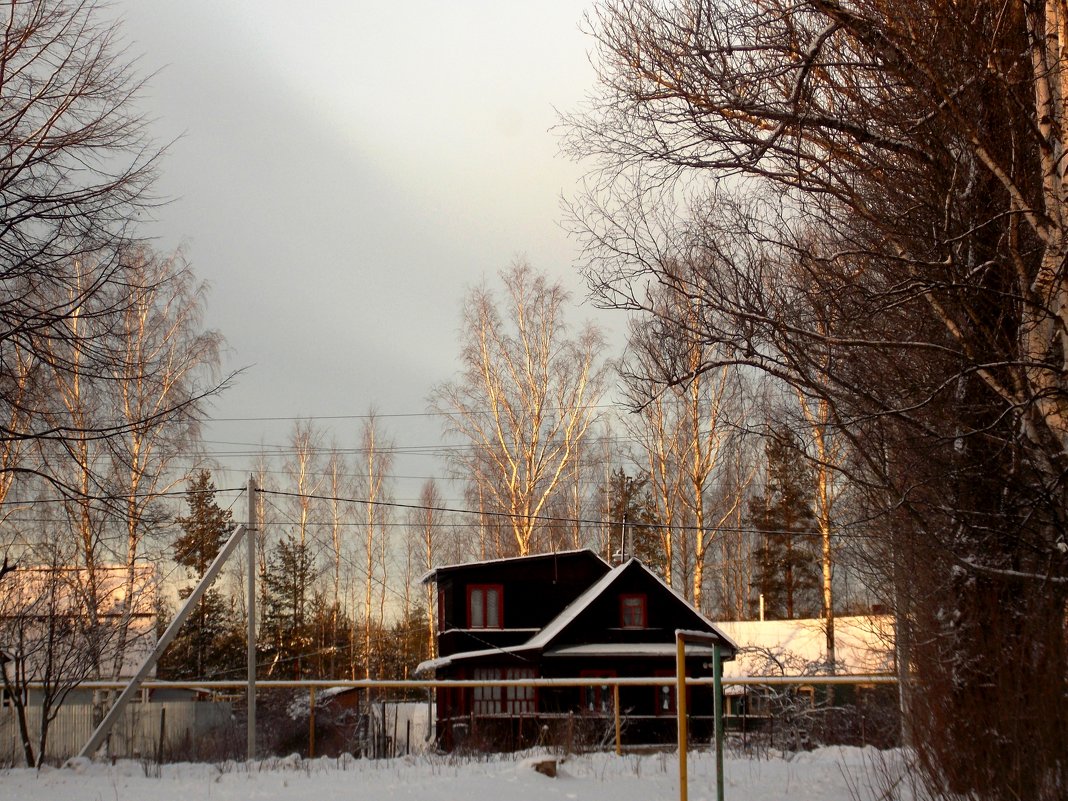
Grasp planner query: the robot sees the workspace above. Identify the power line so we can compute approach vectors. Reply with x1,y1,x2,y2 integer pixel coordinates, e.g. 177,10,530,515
258,496,418,616
0,486,247,509
256,487,882,541
208,403,622,424
0,484,882,541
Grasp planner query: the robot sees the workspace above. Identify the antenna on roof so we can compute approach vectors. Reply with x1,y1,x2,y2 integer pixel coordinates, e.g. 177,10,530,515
611,514,628,565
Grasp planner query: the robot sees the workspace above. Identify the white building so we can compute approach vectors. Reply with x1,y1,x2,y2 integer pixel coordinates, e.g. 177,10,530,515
0,563,157,686
715,615,896,678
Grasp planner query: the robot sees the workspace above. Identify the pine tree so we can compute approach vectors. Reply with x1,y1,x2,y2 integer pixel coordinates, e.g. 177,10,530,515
376,605,431,685
748,428,820,619
602,468,664,572
308,590,352,677
260,534,317,678
174,470,234,575
161,470,241,679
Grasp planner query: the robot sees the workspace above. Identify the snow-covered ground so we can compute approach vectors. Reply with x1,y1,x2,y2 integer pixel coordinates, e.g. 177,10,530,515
1,746,913,801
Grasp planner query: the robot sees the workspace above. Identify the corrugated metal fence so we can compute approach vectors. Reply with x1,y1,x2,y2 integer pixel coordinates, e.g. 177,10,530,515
0,701,232,766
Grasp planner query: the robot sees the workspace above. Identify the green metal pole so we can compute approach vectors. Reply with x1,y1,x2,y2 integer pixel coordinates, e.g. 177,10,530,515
248,476,258,761
677,635,688,801
713,645,725,801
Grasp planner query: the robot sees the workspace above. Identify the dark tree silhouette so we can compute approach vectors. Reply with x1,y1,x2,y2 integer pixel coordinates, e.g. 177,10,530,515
748,428,819,620
161,471,241,679
260,535,317,679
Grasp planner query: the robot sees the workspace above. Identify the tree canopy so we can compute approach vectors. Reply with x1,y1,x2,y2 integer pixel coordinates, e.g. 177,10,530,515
567,1,1068,797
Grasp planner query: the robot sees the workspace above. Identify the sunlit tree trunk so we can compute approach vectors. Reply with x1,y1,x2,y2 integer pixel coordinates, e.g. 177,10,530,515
325,446,352,676
357,411,393,679
412,480,442,659
630,396,682,585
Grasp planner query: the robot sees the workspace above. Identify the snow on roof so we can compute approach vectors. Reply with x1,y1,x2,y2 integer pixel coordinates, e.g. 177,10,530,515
522,560,628,649
420,548,608,584
417,641,721,674
715,615,895,678
286,685,361,719
433,559,734,662
414,563,664,675
415,563,634,675
523,559,734,653
526,558,736,652
414,644,536,676
545,643,717,659
413,656,449,675
639,563,739,652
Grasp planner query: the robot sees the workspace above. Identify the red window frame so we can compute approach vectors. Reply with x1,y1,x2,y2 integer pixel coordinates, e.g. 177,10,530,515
437,588,446,632
580,669,617,714
654,668,677,716
619,593,647,628
466,584,503,629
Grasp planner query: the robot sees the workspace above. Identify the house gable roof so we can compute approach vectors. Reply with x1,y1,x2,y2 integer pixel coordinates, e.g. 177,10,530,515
527,558,737,654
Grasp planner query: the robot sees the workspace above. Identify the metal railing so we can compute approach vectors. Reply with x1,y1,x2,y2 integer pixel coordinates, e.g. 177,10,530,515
6,672,898,760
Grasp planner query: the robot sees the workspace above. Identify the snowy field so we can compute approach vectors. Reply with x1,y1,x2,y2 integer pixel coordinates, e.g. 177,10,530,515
1,746,911,801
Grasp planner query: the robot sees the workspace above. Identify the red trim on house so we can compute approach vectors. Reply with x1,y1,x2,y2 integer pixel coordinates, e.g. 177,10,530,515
619,593,647,628
580,669,617,714
653,668,677,715
466,584,504,629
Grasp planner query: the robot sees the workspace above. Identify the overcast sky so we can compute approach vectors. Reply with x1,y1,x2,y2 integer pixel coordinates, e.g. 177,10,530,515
111,1,621,504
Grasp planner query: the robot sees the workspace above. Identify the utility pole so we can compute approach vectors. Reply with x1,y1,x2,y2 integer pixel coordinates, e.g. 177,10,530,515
247,475,258,760
77,523,249,761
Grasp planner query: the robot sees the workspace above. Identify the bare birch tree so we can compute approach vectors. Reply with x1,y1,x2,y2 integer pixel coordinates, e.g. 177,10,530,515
0,3,230,634
355,411,393,678
285,420,325,552
625,394,684,583
433,262,610,556
409,479,443,659
712,439,762,619
793,387,848,671
323,444,353,676
36,257,110,676
106,247,221,677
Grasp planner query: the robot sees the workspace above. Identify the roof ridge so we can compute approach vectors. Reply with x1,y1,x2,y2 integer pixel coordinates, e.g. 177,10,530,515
420,547,609,584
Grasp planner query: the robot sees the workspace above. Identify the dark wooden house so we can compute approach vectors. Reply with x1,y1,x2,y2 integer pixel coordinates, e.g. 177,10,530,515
416,549,736,750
